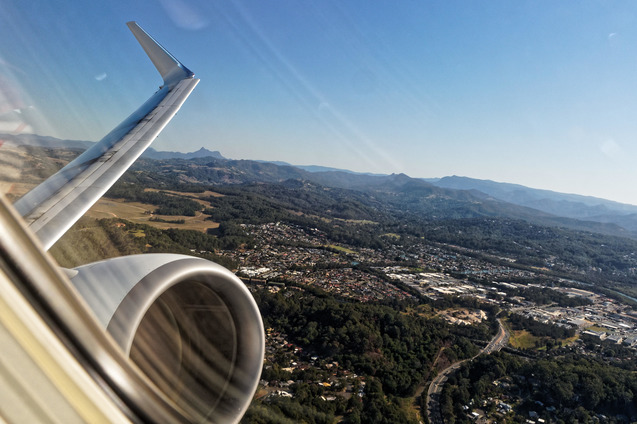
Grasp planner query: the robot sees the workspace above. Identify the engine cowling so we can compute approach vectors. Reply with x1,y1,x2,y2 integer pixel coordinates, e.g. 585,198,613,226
69,254,264,423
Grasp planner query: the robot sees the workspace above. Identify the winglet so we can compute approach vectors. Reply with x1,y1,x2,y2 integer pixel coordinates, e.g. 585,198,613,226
15,23,199,249
126,21,194,87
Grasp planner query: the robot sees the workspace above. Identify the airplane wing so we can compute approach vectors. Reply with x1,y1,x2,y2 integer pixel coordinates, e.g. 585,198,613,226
13,21,199,250
3,23,264,423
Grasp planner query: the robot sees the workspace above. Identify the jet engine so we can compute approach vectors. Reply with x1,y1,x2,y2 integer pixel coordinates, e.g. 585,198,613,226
69,254,264,424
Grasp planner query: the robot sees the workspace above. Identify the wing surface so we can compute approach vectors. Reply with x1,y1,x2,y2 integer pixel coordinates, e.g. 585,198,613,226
14,22,199,250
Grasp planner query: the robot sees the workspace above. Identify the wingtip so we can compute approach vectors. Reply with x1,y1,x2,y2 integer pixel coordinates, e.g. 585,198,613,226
127,22,194,86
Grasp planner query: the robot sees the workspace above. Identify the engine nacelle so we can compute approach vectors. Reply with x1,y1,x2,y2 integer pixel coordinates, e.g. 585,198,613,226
69,254,264,423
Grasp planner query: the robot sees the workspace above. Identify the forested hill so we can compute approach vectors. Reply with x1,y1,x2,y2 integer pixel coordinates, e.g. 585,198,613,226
7,140,636,239
430,175,637,233
121,155,637,240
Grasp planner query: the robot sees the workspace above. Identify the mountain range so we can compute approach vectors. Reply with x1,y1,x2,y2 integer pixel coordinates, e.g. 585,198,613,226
142,147,225,160
426,176,637,232
6,133,637,237
0,133,224,161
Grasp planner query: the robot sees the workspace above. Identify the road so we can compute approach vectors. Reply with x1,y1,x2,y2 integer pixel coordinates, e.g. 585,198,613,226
425,319,509,424
483,318,509,354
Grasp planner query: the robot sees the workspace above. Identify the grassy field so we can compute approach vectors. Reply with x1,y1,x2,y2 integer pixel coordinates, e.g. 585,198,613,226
7,178,220,233
509,330,538,349
86,197,219,232
397,396,423,424
326,244,356,254
335,218,377,225
145,188,223,197
506,321,580,350
562,334,580,346
2,149,221,234
585,325,609,333
86,198,154,219
403,305,436,319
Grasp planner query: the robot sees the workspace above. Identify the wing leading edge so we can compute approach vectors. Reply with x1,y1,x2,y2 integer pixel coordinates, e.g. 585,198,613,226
14,22,199,250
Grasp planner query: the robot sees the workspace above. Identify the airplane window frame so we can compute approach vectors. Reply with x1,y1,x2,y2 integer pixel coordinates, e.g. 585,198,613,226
0,192,195,424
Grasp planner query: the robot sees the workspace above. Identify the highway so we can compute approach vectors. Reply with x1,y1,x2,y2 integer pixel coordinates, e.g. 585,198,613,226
426,319,509,424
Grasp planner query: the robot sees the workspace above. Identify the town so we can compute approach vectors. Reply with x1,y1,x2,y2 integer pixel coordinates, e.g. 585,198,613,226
231,222,637,352
219,221,637,422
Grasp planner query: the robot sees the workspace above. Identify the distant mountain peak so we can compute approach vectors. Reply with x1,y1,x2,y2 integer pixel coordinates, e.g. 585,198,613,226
142,147,226,160
390,172,410,179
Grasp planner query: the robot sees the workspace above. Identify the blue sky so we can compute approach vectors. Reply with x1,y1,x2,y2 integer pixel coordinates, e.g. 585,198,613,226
2,1,637,204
